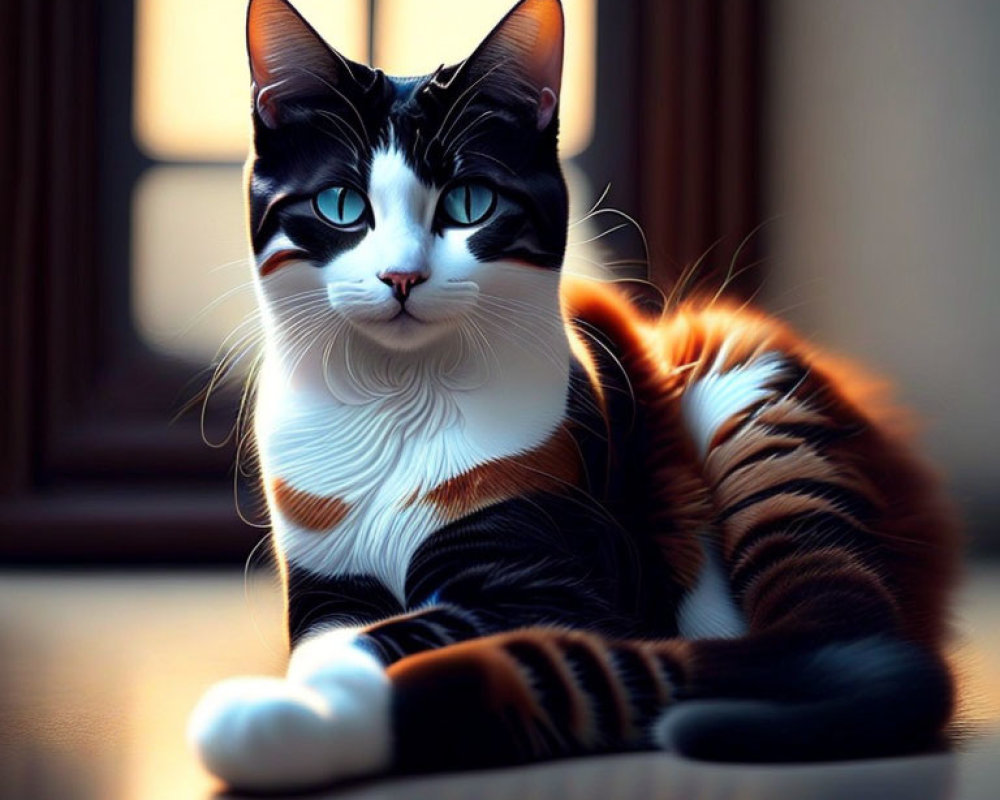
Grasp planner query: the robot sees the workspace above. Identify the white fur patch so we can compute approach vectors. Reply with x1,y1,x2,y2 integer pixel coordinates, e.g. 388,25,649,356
681,349,786,459
676,539,747,639
188,627,390,791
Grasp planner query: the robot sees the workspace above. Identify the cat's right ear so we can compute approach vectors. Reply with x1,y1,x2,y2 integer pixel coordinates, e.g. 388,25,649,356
247,0,371,128
454,0,565,132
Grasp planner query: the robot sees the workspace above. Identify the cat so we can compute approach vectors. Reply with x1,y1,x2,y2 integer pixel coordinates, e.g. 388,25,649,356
188,0,960,791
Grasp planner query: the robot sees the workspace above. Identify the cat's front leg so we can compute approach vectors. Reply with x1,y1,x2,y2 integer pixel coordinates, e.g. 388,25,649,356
189,595,495,791
189,493,630,791
188,625,392,792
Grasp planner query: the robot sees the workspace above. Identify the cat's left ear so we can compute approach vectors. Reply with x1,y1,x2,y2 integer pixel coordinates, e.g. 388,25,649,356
458,0,564,131
247,0,373,128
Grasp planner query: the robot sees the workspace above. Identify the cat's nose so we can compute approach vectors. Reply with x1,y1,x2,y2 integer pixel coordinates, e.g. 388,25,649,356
378,270,428,304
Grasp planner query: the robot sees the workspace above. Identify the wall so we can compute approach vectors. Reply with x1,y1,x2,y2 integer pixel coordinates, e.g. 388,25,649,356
764,0,1000,550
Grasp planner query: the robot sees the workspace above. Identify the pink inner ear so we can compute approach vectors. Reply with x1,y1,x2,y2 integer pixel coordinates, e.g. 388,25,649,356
254,82,282,129
537,87,558,131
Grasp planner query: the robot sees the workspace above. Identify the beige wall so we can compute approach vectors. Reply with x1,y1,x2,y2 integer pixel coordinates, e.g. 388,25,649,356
764,0,1000,543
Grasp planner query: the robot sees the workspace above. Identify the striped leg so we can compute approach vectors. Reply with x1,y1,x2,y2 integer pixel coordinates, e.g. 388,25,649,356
190,483,669,791
661,348,955,760
686,355,900,639
188,601,499,791
387,628,691,772
191,613,688,786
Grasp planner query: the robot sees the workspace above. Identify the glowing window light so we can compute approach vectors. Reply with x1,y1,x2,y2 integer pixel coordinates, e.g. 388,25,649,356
134,0,370,161
134,0,594,161
374,0,595,158
132,165,255,363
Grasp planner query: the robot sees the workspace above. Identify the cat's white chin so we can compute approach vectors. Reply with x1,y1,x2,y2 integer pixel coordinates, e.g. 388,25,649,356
351,311,456,352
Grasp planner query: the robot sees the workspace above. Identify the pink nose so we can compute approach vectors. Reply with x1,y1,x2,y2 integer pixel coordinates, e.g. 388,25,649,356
378,271,428,303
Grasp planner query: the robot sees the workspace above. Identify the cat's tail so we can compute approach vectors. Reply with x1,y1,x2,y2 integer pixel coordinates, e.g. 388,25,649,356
386,626,953,772
652,633,954,761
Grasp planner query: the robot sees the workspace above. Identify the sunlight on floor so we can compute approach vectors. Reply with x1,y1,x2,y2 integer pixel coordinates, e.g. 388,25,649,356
0,567,997,800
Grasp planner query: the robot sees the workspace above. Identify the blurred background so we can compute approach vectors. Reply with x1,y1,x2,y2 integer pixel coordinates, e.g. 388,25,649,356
1,0,999,796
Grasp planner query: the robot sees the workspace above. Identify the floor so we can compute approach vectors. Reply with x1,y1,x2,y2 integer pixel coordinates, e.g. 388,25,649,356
0,567,997,800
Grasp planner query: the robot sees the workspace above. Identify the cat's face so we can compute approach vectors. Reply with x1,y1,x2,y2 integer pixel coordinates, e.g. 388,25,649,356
246,0,567,354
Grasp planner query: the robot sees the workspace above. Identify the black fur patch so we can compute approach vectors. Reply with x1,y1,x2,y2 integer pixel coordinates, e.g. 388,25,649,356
284,566,402,646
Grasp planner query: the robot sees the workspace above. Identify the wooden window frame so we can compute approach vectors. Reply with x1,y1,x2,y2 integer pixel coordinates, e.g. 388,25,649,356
0,0,763,564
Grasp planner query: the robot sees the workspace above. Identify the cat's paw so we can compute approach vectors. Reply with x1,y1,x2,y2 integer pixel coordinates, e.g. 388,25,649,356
188,631,391,792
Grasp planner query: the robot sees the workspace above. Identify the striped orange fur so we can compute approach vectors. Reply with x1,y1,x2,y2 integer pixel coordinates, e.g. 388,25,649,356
388,628,689,768
562,274,959,647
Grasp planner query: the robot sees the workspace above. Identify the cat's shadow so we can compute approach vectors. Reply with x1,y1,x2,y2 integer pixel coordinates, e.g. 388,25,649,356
214,749,957,800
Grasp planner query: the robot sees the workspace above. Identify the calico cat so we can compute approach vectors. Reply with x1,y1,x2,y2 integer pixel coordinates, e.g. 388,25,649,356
188,0,960,791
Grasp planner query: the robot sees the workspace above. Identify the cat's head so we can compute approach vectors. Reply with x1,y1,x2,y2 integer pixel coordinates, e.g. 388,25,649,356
246,0,568,355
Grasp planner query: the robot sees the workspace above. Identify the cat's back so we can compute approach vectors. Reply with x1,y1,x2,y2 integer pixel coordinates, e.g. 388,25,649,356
563,275,960,648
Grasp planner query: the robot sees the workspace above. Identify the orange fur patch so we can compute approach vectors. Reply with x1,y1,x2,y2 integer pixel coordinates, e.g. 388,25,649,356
388,627,691,755
422,425,583,522
388,633,545,723
259,248,309,277
269,478,350,531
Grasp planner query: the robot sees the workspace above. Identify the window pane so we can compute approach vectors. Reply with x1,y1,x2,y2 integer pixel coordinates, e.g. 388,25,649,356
374,0,596,157
134,0,370,161
132,166,256,363
134,0,594,160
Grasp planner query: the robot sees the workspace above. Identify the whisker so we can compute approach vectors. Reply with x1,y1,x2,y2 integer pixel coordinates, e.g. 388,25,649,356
314,109,364,161
428,63,507,158
708,217,780,307
443,110,498,158
291,66,371,149
463,150,517,176
664,236,724,310
572,182,612,226
568,222,630,247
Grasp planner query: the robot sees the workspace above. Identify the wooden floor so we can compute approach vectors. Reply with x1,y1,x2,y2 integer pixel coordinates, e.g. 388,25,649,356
0,567,998,800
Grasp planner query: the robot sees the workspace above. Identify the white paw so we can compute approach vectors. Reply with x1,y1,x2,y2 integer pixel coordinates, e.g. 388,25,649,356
188,629,391,792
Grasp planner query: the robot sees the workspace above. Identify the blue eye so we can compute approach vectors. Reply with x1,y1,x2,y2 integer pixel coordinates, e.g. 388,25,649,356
440,182,497,226
315,186,368,227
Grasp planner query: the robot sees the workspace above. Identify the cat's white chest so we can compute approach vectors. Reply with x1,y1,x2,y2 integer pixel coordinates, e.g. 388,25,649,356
253,323,570,602
258,389,467,601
